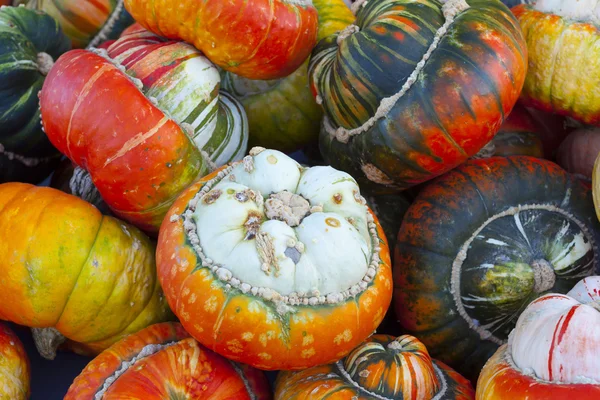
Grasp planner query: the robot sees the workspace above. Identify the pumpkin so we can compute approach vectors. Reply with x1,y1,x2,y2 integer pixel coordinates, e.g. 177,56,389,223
311,0,527,194
123,0,318,80
473,104,544,159
513,2,600,126
221,0,355,153
157,148,393,370
39,24,249,234
366,193,412,249
557,128,600,182
526,106,573,160
0,183,173,360
0,323,30,400
0,5,70,184
477,276,600,399
394,156,600,382
593,153,600,222
275,334,474,399
65,322,272,400
14,0,134,49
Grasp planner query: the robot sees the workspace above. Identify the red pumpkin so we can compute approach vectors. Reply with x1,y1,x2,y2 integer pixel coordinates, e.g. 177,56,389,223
557,128,600,182
0,323,30,400
123,0,318,80
66,322,272,400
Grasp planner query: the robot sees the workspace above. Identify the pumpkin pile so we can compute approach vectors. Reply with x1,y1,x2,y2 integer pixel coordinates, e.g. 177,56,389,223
2,0,600,399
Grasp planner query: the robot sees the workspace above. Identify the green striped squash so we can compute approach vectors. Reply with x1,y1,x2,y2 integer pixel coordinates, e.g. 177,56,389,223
14,0,134,49
0,5,70,183
220,0,355,153
310,0,528,194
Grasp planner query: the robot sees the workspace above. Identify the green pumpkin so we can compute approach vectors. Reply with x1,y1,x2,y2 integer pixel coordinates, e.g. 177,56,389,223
220,0,355,153
0,5,70,183
366,193,412,249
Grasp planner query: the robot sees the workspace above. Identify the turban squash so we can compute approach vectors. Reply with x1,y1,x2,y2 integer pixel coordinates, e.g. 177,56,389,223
477,276,600,399
275,334,474,399
0,5,69,184
221,0,355,153
39,25,248,234
513,1,600,126
311,0,527,193
123,0,319,80
0,183,173,359
13,0,134,49
65,322,272,400
0,323,30,400
394,156,600,381
157,148,393,370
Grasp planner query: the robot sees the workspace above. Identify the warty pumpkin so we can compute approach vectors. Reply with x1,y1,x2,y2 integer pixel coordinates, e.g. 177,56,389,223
477,276,600,399
157,147,393,370
513,1,600,126
123,0,318,80
311,0,527,193
0,323,30,400
0,183,173,359
0,5,69,184
275,334,474,400
221,0,355,153
65,322,272,400
14,0,134,49
394,156,600,382
39,25,249,234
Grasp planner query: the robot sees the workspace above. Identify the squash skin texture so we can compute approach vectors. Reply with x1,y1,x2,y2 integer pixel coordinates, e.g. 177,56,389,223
0,183,173,356
123,0,318,80
65,322,272,400
156,167,393,371
0,323,30,400
513,4,600,126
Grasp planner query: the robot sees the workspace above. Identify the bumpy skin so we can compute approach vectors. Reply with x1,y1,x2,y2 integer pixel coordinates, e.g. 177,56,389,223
221,0,355,153
0,323,30,400
123,0,318,80
0,183,173,356
395,156,600,382
65,322,272,400
16,0,135,48
40,50,210,234
275,334,474,400
312,0,527,193
0,6,70,184
157,167,393,371
513,4,600,126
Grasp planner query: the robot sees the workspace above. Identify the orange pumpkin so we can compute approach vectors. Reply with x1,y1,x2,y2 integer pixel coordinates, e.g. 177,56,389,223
66,322,272,400
275,334,474,399
0,183,173,359
0,323,30,400
157,148,393,370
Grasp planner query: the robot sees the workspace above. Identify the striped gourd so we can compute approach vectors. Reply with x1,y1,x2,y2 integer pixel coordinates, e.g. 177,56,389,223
275,334,474,399
105,25,248,167
0,5,70,184
310,0,527,193
14,0,134,49
221,0,355,153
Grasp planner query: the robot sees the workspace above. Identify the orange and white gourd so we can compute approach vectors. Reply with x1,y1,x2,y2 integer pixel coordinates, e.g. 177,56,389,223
477,276,600,399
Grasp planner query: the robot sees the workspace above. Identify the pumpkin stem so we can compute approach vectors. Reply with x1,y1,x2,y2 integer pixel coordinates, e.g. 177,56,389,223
31,327,66,360
531,259,556,293
37,52,54,76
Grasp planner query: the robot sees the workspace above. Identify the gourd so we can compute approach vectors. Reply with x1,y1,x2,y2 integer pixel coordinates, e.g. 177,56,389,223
0,323,30,400
157,148,393,370
477,276,600,399
14,0,134,49
0,5,70,184
394,156,600,381
275,334,474,400
39,25,249,233
311,0,527,193
221,0,355,153
557,128,600,181
513,1,600,126
0,183,173,359
123,0,319,80
366,193,412,249
65,322,272,400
